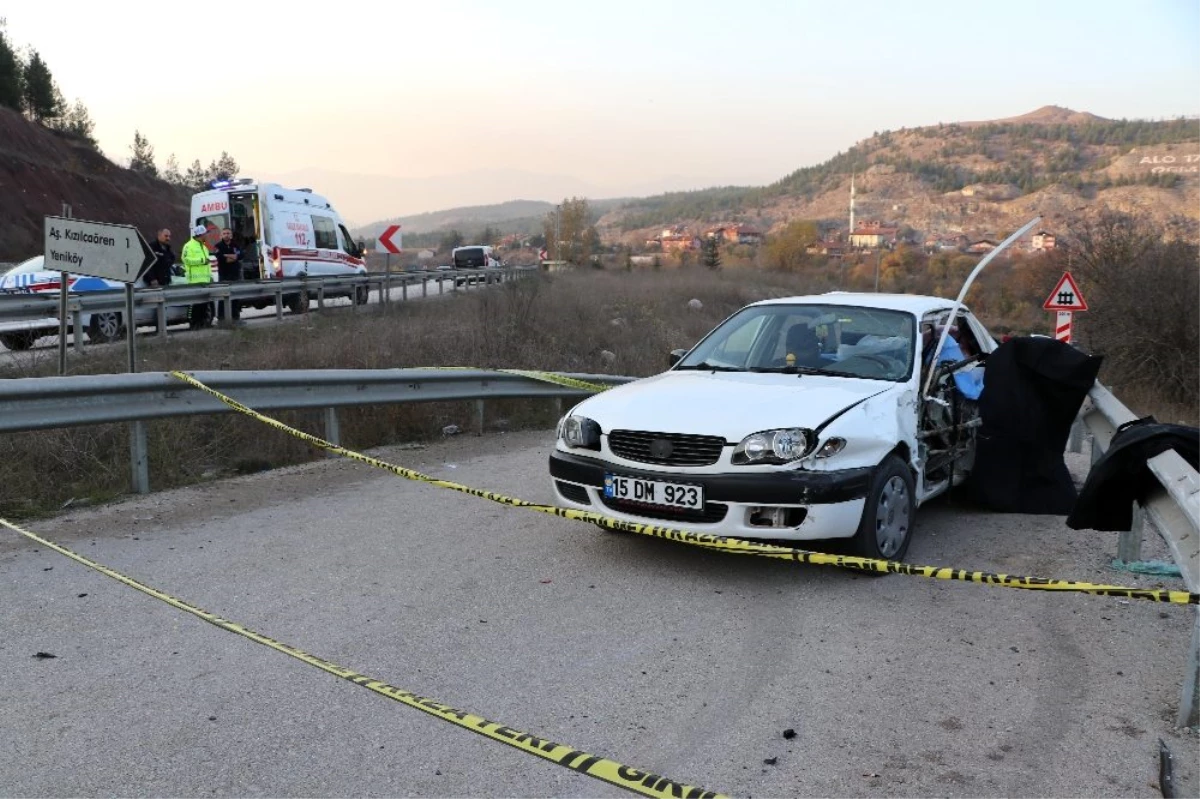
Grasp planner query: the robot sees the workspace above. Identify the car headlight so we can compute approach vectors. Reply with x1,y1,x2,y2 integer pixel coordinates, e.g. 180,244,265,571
560,415,601,450
732,428,812,464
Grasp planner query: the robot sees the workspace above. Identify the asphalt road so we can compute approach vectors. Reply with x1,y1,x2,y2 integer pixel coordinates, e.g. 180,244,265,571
0,430,1195,797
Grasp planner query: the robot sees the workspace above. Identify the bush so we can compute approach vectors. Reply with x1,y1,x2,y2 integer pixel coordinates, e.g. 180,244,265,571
1056,211,1199,413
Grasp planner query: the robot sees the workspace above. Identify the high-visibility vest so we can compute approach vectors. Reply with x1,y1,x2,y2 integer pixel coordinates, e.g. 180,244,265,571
182,238,211,284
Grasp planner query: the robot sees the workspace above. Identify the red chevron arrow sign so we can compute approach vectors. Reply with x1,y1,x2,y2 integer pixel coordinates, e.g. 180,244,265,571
377,225,402,254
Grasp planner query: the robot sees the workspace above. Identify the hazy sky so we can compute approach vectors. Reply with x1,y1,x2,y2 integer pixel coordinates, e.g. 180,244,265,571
5,0,1199,222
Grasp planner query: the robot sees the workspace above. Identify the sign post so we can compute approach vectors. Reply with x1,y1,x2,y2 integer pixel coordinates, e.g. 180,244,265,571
377,225,402,305
43,215,156,373
43,215,156,495
1042,271,1088,344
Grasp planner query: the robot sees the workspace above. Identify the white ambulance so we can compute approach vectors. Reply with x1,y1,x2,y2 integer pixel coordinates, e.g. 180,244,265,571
189,179,369,313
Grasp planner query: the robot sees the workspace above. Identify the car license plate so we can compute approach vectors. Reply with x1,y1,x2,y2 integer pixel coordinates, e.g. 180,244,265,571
603,474,704,510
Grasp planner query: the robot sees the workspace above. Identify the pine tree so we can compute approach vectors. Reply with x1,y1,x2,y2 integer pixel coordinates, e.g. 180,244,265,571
20,49,63,123
0,21,22,111
184,158,207,192
162,153,183,186
701,236,722,269
129,130,157,176
58,99,96,146
207,150,238,182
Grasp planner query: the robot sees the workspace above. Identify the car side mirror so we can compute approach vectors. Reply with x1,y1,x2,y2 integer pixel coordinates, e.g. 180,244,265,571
668,348,688,367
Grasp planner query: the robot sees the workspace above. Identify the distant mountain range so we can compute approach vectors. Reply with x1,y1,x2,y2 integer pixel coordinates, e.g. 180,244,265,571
593,105,1198,242
231,105,1200,252
245,166,714,231
337,106,1199,247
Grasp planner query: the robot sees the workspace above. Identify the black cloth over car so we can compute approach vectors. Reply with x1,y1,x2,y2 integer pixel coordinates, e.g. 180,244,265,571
967,337,1102,514
1066,417,1199,531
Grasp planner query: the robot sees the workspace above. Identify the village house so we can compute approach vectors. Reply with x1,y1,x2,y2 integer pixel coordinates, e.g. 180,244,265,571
923,233,968,254
965,239,998,254
849,220,898,249
705,224,764,245
806,239,846,257
1031,231,1057,252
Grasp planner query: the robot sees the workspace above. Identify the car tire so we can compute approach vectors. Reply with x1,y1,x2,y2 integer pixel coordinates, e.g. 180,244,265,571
0,331,38,350
285,291,309,314
354,284,370,305
851,454,915,565
87,312,124,343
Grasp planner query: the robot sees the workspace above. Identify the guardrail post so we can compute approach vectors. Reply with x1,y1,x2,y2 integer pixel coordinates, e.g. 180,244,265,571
129,421,149,494
1068,417,1083,454
324,407,340,454
156,303,167,339
554,396,563,419
1117,503,1144,563
402,280,408,302
476,399,485,436
1181,608,1200,729
274,289,284,321
422,278,428,298
71,309,84,350
317,283,326,310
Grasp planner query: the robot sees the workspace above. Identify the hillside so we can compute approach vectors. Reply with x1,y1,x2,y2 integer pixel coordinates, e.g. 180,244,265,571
0,107,190,262
601,106,1200,243
353,200,557,241
352,197,628,245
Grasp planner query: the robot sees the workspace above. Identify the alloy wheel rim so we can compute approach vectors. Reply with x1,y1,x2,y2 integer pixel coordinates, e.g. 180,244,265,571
874,476,911,558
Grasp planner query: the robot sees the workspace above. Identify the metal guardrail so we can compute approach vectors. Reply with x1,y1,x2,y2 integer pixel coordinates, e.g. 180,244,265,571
0,367,634,495
0,266,537,345
1076,382,1199,727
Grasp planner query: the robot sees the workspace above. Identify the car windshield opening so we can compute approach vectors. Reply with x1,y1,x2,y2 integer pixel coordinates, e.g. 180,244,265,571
676,303,916,382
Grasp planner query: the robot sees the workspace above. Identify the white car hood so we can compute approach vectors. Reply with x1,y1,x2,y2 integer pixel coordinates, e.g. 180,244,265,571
575,371,898,441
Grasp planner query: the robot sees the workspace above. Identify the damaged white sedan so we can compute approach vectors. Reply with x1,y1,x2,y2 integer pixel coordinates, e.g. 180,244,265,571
549,292,994,560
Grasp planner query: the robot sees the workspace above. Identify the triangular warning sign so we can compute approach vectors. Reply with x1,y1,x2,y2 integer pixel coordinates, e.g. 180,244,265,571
1043,271,1088,311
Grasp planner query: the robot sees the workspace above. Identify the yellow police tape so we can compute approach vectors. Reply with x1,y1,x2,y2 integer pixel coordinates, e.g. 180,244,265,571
0,515,725,799
431,366,615,394
170,370,1199,606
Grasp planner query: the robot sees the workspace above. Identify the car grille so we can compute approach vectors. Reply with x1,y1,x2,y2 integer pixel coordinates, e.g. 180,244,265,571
555,481,591,505
607,430,726,466
598,495,729,525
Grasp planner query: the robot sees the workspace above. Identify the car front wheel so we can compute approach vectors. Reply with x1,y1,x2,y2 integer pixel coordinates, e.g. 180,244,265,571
852,454,915,563
87,312,124,343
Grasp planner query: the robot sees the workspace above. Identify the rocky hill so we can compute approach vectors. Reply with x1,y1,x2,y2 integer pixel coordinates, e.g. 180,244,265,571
601,106,1200,244
0,107,190,262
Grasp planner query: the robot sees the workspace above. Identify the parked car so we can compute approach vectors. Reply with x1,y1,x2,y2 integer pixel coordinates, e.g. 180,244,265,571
0,256,193,350
549,291,996,561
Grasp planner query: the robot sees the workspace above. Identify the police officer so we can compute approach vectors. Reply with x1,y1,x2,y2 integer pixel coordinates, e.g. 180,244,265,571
182,225,213,329
214,227,243,325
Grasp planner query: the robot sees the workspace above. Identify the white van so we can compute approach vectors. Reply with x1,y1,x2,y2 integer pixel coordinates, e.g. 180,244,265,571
451,245,501,270
190,180,369,313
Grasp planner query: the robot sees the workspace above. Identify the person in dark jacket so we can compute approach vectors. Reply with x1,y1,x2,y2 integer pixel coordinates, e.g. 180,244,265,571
214,227,243,324
143,229,174,288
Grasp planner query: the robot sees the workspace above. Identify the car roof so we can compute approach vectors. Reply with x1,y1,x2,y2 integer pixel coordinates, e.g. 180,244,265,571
751,291,966,316
3,256,46,275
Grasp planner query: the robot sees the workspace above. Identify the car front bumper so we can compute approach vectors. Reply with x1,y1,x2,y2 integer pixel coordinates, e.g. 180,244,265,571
549,450,872,540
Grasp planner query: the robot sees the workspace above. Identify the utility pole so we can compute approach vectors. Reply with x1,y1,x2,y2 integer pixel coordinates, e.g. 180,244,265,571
555,204,562,262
